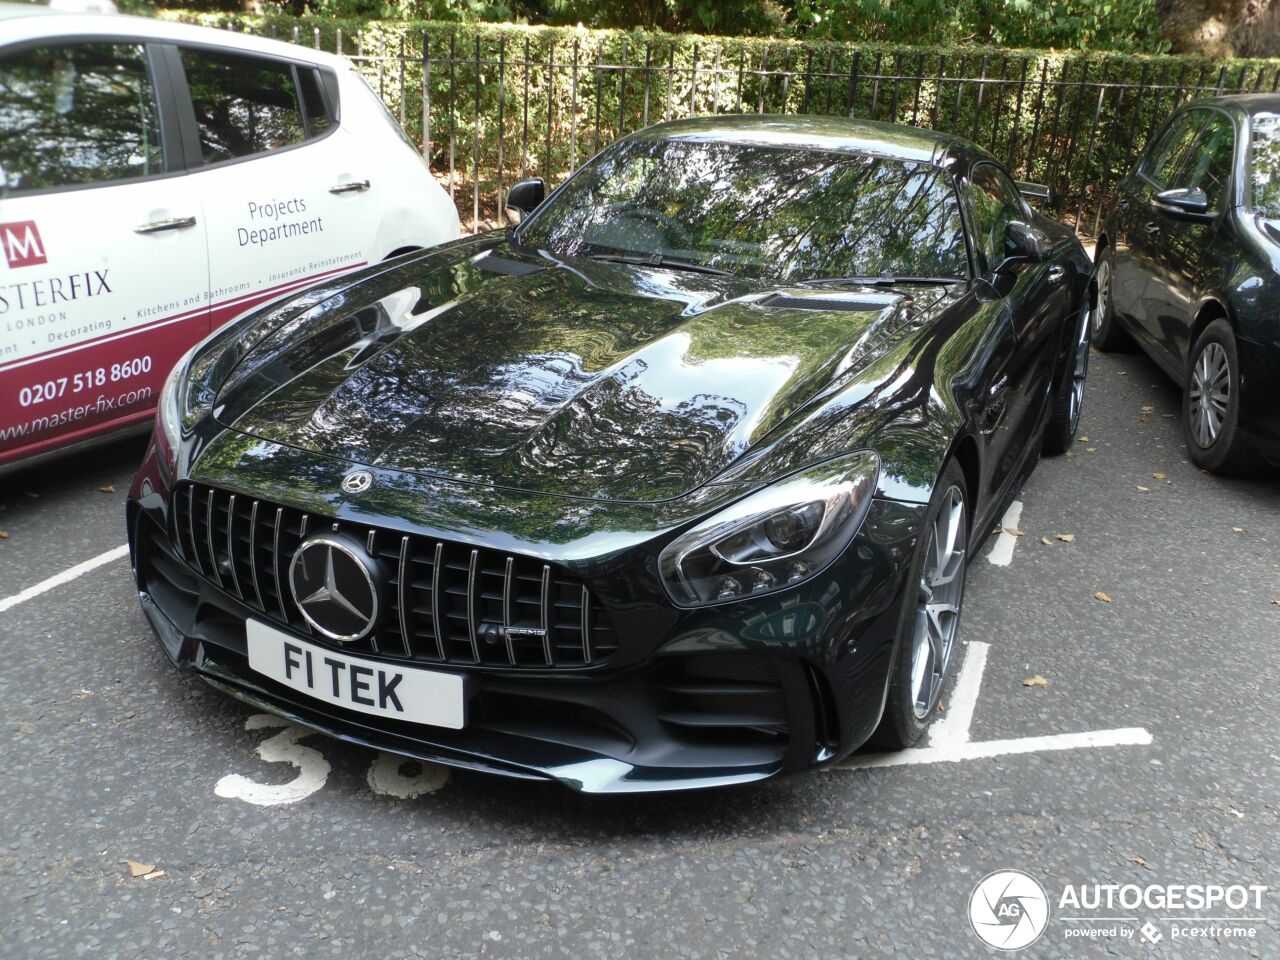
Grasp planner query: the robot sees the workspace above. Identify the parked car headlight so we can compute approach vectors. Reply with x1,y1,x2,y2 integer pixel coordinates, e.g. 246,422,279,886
659,452,879,606
156,343,214,474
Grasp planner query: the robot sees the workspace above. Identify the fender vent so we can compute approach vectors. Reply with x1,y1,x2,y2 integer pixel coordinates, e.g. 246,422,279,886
475,253,545,277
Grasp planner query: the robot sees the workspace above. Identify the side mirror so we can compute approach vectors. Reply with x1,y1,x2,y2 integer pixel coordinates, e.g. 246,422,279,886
992,220,1048,274
1015,180,1051,206
505,177,546,224
1151,186,1213,222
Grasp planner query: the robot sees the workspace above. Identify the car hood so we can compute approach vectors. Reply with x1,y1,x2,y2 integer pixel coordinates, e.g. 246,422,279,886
216,242,950,502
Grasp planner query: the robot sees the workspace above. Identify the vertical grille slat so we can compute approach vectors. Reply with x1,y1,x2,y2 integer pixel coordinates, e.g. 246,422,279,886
465,549,481,663
540,565,554,666
171,482,616,670
396,535,412,657
204,488,223,589
248,500,265,611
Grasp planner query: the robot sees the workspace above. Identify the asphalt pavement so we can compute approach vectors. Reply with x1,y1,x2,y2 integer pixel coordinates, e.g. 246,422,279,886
1,345,1277,959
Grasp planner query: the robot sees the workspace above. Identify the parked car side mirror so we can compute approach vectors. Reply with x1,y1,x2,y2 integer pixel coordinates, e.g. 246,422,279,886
1015,180,1051,206
505,178,546,223
992,220,1048,274
1151,186,1214,222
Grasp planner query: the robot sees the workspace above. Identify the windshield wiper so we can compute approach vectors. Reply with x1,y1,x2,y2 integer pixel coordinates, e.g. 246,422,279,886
584,252,734,277
797,275,963,287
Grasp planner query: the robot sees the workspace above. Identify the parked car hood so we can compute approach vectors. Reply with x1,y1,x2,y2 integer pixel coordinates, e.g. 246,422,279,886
215,242,951,502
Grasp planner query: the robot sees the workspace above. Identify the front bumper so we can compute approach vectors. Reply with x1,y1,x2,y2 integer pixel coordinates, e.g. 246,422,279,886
128,435,923,793
1239,334,1280,465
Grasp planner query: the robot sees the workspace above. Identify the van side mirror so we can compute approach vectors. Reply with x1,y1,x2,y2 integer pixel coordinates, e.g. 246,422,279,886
1151,186,1213,222
505,178,546,223
992,220,1048,274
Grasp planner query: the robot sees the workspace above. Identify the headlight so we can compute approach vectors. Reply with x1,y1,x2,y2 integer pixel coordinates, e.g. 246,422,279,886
155,343,206,474
659,452,879,606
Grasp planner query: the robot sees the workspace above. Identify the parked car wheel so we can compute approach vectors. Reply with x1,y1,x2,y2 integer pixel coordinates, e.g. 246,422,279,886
873,460,969,749
1042,290,1094,455
1183,319,1260,474
1091,246,1133,352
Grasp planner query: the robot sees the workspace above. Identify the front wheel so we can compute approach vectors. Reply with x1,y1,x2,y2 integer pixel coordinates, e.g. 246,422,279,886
872,460,969,749
1183,319,1260,475
1042,290,1093,455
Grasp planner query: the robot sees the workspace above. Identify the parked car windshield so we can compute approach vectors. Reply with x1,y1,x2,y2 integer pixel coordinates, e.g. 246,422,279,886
1251,114,1280,218
518,138,970,282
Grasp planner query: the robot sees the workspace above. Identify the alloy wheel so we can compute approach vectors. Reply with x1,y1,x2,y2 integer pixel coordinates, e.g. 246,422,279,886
1189,341,1230,448
910,486,967,719
1092,258,1111,338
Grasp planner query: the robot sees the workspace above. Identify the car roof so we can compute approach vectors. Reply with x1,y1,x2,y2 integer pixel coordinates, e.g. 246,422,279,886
625,114,974,167
0,5,348,67
1178,93,1280,118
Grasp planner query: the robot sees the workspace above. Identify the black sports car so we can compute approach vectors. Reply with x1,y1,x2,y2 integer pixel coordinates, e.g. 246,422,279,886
128,116,1093,793
1096,94,1280,472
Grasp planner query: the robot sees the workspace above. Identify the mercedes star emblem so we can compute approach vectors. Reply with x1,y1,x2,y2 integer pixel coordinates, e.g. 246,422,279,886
288,533,381,642
341,470,374,494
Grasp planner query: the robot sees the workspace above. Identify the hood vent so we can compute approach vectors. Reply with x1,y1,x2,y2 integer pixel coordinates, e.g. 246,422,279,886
758,293,889,312
476,253,546,277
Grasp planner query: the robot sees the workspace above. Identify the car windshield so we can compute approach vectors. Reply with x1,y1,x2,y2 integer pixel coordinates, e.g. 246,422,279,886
1251,114,1280,218
517,138,970,283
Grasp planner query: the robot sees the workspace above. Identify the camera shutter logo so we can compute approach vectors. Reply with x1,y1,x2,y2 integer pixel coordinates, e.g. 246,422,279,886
968,869,1050,950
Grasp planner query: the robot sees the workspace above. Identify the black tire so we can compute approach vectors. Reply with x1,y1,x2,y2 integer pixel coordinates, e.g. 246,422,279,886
1092,245,1134,352
1042,289,1093,455
872,459,970,749
1182,319,1261,475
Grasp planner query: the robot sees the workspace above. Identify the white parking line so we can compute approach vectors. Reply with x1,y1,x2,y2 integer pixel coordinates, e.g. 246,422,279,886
833,640,1154,771
0,544,129,613
927,641,989,747
986,500,1024,566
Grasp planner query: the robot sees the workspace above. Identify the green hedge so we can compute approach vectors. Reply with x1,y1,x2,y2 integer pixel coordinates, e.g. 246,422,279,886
163,12,1280,233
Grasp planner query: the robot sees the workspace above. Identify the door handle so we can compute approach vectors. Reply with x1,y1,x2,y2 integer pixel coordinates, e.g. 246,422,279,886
134,216,197,235
1047,265,1067,286
329,179,371,194
1143,221,1162,236
981,373,1010,435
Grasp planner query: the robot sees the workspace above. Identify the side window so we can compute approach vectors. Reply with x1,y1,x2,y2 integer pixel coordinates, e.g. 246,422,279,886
1181,112,1235,209
179,48,311,163
0,42,163,192
966,163,1029,271
296,67,333,138
1143,111,1204,187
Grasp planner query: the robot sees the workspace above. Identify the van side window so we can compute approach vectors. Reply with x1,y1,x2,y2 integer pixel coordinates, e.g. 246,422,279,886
296,67,333,137
0,43,163,192
180,48,310,163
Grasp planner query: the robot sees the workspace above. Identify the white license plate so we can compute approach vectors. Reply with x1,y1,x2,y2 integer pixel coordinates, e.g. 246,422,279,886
245,620,467,729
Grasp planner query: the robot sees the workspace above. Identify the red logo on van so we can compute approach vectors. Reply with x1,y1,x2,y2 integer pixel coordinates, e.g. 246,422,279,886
1,221,48,268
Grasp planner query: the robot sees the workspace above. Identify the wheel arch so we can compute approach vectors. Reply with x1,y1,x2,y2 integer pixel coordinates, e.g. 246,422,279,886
1189,298,1233,358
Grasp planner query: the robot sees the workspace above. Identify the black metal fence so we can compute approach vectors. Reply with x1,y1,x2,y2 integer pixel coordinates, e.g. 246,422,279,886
249,22,1280,237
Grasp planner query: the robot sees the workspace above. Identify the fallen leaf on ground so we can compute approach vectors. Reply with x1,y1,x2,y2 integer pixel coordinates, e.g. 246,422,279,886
1087,447,1097,452
1152,472,1167,480
142,870,165,881
1095,591,1113,603
1077,436,1089,442
1271,599,1280,606
1023,675,1049,687
1138,416,1150,424
1126,855,1148,867
1162,413,1175,418
1005,527,1024,537
1136,485,1150,492
1056,534,1076,542
98,485,115,494
1141,405,1155,413
1232,527,1244,533
1041,537,1052,545
0,531,8,539
126,861,155,878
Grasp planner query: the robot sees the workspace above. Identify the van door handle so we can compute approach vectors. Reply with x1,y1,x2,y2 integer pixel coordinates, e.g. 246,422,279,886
134,216,197,234
1047,265,1066,286
329,179,371,194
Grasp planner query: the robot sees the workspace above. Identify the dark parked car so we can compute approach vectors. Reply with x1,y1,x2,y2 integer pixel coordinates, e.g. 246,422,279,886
1095,94,1280,472
128,116,1094,792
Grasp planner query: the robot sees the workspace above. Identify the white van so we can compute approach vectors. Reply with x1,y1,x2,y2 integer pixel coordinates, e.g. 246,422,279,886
0,2,460,471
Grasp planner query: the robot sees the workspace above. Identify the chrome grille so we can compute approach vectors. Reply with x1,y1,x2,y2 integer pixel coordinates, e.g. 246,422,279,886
171,482,618,668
